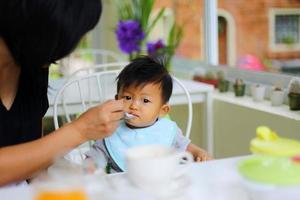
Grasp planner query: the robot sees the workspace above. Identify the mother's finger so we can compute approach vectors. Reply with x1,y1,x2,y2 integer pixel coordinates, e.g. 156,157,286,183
101,121,120,135
103,99,124,112
109,110,125,121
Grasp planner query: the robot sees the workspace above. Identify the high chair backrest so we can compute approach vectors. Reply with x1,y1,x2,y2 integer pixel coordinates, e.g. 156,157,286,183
65,62,128,82
53,70,193,138
53,70,121,129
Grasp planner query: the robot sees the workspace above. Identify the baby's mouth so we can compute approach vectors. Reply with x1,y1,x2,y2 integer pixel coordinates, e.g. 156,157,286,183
124,112,135,120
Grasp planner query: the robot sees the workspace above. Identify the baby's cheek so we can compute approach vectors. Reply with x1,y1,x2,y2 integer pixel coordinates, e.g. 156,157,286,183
124,103,131,110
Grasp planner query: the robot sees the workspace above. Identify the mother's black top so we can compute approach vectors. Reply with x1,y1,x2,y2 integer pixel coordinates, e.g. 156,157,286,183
0,69,49,147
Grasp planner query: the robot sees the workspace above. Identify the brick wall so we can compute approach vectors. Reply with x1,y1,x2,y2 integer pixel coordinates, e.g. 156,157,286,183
155,0,300,64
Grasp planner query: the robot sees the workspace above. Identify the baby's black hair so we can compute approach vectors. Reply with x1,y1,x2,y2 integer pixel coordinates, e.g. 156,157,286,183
117,56,173,103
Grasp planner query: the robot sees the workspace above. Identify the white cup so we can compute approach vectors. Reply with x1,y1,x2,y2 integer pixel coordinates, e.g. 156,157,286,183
270,90,285,106
125,145,193,191
251,85,266,102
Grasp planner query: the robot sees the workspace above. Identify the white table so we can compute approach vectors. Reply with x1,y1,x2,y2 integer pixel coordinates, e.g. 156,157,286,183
0,156,250,200
3,156,299,200
46,78,215,154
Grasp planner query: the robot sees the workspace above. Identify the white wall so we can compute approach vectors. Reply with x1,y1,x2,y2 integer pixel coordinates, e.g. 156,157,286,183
170,100,300,159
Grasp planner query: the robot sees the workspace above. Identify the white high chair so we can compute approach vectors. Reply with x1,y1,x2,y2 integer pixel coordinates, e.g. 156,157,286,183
52,70,193,163
65,62,128,82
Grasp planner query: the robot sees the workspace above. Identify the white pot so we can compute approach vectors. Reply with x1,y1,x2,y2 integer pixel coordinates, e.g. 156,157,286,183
251,85,266,102
270,90,285,106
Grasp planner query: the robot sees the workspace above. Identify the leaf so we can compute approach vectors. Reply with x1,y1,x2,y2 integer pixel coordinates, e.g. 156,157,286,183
132,0,141,22
145,8,165,38
117,0,134,20
131,0,153,31
141,0,154,30
167,23,183,49
164,23,183,68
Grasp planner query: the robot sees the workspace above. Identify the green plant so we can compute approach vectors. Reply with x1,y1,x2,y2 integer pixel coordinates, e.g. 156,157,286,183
162,23,183,68
204,71,216,80
217,70,225,81
115,0,183,70
216,70,229,92
288,77,300,94
235,79,244,86
273,86,282,91
49,63,63,80
288,77,300,110
281,36,295,45
233,79,246,97
116,0,164,40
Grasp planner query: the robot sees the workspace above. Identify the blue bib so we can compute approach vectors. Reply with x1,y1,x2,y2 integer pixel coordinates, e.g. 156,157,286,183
104,118,177,171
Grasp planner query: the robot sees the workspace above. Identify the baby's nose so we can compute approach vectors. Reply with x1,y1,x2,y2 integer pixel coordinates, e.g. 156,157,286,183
129,99,140,109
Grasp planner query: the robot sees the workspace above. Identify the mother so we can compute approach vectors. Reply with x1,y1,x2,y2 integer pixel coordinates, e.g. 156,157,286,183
0,0,124,185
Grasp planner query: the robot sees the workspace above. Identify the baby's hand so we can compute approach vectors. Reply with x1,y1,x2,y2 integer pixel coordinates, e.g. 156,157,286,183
195,150,213,162
186,144,213,162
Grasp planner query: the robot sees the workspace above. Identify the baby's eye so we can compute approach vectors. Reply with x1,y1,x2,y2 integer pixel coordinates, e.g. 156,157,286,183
143,99,150,103
123,96,132,100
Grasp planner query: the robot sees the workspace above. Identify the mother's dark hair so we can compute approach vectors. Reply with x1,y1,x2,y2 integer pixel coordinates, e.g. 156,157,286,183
0,0,101,73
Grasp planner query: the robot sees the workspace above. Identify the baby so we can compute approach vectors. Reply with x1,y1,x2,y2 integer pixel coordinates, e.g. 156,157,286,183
86,56,212,173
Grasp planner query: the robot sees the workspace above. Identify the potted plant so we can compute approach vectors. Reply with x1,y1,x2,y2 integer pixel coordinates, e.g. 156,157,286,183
288,77,300,111
251,84,266,102
282,35,295,46
193,71,218,88
270,86,285,107
114,0,183,71
233,79,246,97
217,70,229,92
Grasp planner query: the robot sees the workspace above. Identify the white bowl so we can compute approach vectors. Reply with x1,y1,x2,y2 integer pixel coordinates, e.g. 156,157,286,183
240,178,300,200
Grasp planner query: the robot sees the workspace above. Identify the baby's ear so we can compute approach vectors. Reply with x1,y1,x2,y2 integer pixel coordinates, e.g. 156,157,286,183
159,104,170,117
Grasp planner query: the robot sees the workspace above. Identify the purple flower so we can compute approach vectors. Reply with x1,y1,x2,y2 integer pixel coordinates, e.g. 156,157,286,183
115,20,145,54
147,39,165,55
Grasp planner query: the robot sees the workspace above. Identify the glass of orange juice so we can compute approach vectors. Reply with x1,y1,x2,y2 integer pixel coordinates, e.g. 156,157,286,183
34,178,87,200
35,190,87,200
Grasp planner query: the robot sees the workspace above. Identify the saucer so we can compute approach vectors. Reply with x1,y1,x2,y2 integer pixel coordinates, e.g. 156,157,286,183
132,175,191,199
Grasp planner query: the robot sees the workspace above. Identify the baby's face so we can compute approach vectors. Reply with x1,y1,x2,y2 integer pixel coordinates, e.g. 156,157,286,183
118,83,169,127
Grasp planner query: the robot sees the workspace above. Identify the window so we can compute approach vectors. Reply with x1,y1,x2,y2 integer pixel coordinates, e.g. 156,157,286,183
269,8,300,52
275,15,299,44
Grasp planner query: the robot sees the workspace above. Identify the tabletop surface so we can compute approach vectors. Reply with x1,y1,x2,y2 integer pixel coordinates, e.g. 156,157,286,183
3,155,298,200
0,156,252,200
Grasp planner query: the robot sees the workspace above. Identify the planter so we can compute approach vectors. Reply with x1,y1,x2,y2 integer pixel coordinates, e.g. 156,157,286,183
193,76,218,88
288,93,300,111
218,80,229,93
251,85,266,102
234,84,246,97
270,90,285,106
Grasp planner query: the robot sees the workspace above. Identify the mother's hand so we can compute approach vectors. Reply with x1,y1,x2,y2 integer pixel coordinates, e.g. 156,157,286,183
72,99,124,141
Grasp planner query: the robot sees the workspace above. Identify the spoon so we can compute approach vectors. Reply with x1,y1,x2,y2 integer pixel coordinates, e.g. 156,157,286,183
124,112,135,120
